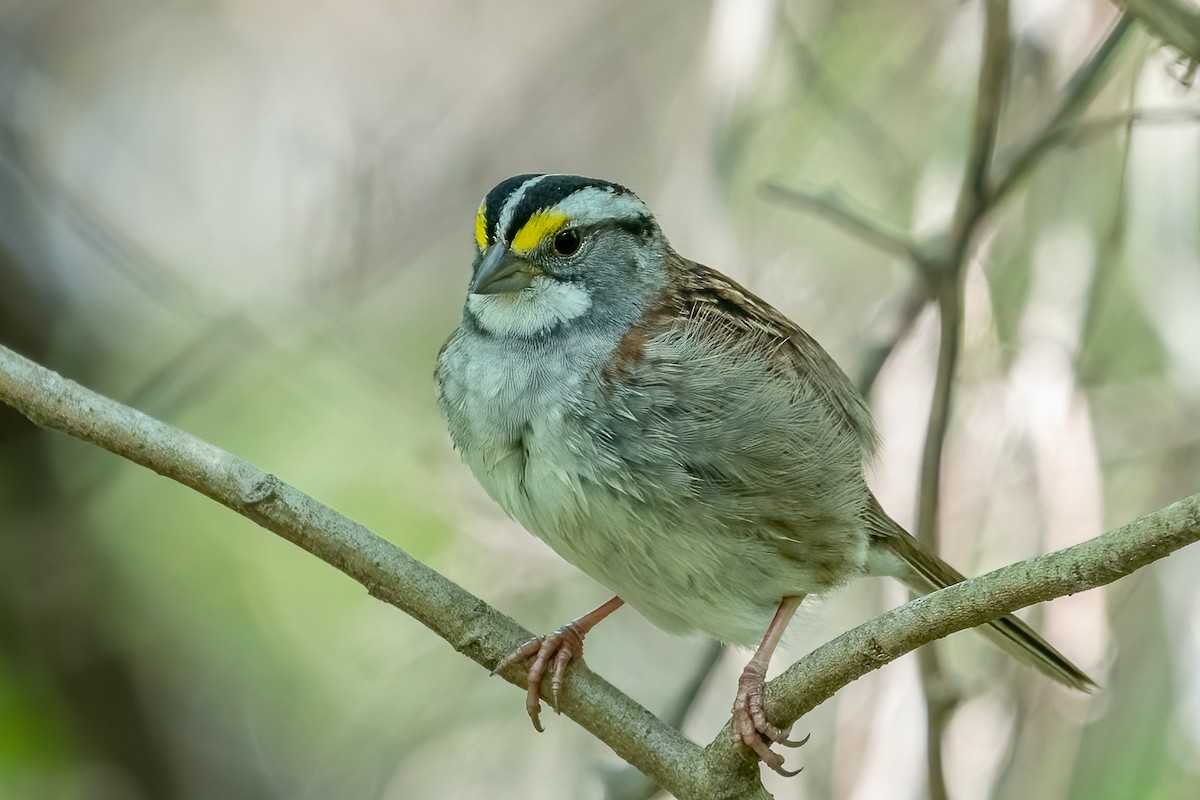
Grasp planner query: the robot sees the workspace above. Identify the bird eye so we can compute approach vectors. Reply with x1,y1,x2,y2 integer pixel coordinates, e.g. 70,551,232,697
552,229,581,256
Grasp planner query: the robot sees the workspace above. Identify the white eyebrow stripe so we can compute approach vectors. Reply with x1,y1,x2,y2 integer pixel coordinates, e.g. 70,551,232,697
496,174,553,245
553,186,651,227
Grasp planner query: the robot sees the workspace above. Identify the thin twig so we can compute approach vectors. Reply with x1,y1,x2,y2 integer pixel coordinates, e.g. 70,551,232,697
943,0,1011,263
856,280,927,396
1007,106,1200,158
1077,63,1140,383
774,10,913,186
762,182,922,262
914,3,1011,797
1118,0,1200,62
991,14,1137,205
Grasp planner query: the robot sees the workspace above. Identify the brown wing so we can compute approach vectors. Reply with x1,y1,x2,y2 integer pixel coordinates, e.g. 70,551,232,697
593,250,879,591
661,251,878,454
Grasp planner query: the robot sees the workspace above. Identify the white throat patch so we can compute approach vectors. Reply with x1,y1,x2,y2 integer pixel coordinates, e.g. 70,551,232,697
468,276,593,337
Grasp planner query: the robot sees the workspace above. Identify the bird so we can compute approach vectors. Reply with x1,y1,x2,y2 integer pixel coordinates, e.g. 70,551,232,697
434,173,1094,774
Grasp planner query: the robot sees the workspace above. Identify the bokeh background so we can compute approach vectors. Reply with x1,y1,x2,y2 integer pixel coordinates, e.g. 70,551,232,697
1,1,1199,798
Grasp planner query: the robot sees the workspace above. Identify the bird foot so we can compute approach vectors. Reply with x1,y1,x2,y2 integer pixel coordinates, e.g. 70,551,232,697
492,622,588,732
731,664,809,776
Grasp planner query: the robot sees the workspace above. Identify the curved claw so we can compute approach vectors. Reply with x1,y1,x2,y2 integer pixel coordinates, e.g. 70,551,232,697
551,641,576,713
732,665,807,776
526,673,545,733
749,693,808,747
493,623,588,732
750,734,802,777
780,731,811,749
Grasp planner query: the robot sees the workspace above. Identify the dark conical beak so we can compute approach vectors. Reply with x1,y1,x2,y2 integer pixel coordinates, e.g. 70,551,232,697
470,244,536,295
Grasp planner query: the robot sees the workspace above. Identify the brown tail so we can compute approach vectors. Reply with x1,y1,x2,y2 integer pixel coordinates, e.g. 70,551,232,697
868,499,1095,691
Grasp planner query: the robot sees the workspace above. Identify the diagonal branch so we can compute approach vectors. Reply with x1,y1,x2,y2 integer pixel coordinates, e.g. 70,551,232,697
1117,0,1200,62
780,491,1200,716
0,342,721,800
761,182,923,262
991,13,1137,205
701,489,1200,779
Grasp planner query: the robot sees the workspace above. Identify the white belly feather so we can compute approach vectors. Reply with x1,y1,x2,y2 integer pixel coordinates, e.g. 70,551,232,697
439,325,794,646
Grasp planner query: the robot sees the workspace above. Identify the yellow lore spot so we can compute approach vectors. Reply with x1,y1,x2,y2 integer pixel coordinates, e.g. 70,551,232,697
474,200,488,250
510,210,569,254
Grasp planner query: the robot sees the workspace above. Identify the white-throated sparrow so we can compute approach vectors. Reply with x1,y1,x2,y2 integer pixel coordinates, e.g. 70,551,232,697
435,174,1093,774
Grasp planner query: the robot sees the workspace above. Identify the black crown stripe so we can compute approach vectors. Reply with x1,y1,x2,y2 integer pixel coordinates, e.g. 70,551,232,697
482,173,539,247
484,174,635,247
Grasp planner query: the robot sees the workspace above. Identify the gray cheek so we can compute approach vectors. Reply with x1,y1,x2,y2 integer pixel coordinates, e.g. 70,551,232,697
580,241,667,320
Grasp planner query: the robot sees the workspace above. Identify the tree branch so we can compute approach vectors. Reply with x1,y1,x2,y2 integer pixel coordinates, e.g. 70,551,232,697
1046,106,1200,149
761,182,923,262
1117,0,1200,62
991,14,1137,205
910,5,1011,796
701,490,1200,780
0,343,720,800
919,0,1010,562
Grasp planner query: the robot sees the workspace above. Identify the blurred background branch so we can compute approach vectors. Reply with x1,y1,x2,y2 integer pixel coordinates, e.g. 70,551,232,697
1117,0,1200,61
761,183,923,261
991,14,1137,203
912,5,1012,796
763,10,1138,795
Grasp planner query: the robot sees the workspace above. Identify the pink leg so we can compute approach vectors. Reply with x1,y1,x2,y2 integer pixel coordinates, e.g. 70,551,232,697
493,596,624,732
732,594,809,776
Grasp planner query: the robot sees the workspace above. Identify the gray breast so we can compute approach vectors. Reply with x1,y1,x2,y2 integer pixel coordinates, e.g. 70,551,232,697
436,317,874,646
